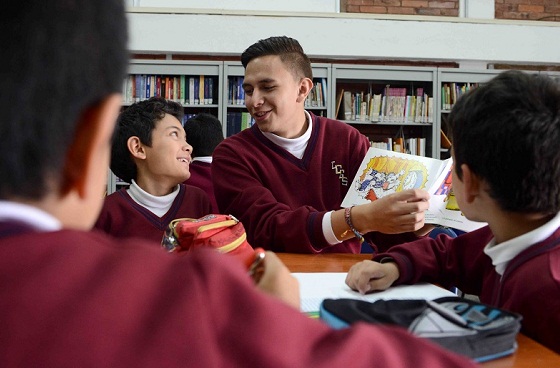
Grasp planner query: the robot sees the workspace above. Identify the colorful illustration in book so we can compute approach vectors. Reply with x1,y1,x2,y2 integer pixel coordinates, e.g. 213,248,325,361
435,166,462,213
444,188,461,212
356,155,428,201
434,166,453,196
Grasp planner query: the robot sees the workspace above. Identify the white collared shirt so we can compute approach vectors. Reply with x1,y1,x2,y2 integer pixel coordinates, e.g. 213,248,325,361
257,111,340,244
261,111,313,160
193,156,212,164
0,200,61,231
484,212,560,275
127,180,180,217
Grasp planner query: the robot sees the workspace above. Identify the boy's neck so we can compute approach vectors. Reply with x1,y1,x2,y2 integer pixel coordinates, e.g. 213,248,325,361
135,176,180,196
490,211,555,244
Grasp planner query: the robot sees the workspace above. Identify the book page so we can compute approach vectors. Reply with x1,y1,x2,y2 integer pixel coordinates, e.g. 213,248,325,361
341,147,450,208
341,147,486,232
293,272,455,313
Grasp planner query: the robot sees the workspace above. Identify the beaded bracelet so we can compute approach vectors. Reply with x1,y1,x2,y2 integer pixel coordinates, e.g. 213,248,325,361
344,206,365,244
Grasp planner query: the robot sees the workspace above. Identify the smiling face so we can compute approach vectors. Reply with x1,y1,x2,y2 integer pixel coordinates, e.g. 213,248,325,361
242,55,309,139
139,113,192,192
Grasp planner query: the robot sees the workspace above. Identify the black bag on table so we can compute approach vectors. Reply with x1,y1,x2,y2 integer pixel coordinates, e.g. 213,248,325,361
320,296,522,363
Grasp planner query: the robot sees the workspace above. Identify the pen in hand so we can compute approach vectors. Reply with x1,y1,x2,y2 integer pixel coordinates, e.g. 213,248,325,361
245,247,266,284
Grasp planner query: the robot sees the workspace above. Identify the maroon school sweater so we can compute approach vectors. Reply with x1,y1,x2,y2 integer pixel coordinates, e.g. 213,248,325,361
212,113,419,253
94,184,211,243
0,222,477,368
185,161,219,213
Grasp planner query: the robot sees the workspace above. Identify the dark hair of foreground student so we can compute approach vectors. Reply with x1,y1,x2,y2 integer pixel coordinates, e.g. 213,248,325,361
0,1,128,199
449,70,560,213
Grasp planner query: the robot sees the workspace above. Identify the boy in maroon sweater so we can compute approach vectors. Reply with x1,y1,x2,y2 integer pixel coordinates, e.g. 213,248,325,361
213,36,431,253
94,97,211,242
0,1,479,367
183,113,224,213
346,70,560,353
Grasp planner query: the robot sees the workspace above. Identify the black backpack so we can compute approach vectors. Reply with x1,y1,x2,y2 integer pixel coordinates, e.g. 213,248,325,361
320,296,522,362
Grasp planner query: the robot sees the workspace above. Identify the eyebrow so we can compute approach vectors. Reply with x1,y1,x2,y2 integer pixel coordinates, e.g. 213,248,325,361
242,78,276,89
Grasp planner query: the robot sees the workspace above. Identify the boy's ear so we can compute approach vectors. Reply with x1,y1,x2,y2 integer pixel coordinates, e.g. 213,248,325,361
60,94,122,197
296,77,314,103
127,136,147,159
459,164,480,203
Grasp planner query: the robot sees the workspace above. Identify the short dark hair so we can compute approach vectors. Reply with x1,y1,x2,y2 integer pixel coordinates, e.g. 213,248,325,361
241,36,313,80
448,70,560,213
0,0,128,199
183,113,224,158
110,97,184,183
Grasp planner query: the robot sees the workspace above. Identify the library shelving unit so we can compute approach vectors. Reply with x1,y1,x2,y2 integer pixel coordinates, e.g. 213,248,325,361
437,68,501,159
331,64,438,158
107,59,224,195
222,62,249,137
222,62,331,137
124,59,224,125
306,63,331,118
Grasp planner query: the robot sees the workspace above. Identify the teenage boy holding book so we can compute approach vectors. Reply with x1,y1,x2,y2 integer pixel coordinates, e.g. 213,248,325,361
0,2,478,367
346,70,560,353
94,96,211,242
212,36,431,254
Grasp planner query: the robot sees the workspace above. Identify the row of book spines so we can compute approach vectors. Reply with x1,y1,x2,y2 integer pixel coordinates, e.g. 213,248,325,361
441,82,480,110
226,77,328,108
370,137,427,157
304,79,328,108
344,89,434,124
122,74,216,105
227,77,245,105
226,112,254,137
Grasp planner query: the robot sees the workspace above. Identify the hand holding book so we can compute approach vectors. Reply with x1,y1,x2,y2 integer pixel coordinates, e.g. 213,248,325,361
342,148,486,232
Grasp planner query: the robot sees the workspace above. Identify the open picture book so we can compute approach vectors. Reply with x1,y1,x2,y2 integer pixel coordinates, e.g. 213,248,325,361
341,147,486,232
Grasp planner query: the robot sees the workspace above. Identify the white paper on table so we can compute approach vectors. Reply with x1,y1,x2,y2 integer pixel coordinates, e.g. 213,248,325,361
293,272,455,313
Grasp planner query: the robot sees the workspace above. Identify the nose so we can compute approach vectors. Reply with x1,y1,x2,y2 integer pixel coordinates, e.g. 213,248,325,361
183,141,192,153
248,90,263,108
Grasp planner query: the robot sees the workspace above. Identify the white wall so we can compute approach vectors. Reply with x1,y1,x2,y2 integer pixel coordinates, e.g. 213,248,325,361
126,0,339,13
127,9,560,66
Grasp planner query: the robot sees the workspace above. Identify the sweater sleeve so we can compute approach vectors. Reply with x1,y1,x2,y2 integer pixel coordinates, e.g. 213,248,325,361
372,226,493,291
183,249,479,368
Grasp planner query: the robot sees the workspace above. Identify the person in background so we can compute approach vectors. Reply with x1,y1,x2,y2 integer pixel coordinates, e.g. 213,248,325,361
183,113,224,213
94,96,211,242
346,70,560,354
0,1,479,367
212,36,432,253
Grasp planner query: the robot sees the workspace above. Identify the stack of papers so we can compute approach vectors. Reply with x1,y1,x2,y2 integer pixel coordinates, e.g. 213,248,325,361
293,272,455,313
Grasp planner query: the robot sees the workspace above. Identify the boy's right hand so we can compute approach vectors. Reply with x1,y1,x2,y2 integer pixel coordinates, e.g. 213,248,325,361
257,251,300,309
345,260,400,295
355,189,430,234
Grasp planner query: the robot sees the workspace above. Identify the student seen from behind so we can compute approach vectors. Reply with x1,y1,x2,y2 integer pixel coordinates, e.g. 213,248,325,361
94,96,211,242
346,70,560,354
183,113,224,213
0,1,479,366
212,36,432,253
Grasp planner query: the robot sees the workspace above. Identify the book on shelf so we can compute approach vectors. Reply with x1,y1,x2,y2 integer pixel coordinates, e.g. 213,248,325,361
206,77,214,104
320,78,327,107
188,77,195,105
343,91,353,120
441,129,452,149
341,147,486,232
335,88,344,119
369,94,382,122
